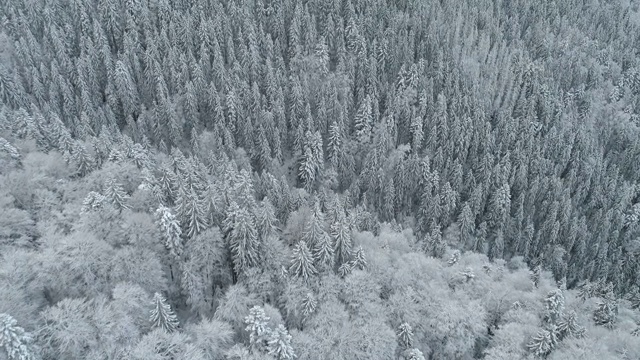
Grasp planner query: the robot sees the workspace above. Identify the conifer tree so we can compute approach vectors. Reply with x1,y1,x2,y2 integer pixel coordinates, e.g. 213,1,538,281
556,311,585,339
289,240,317,281
176,187,208,239
351,246,367,270
155,204,183,257
527,326,558,357
447,250,461,266
397,322,414,348
256,199,279,240
337,262,351,278
402,348,425,360
150,292,179,332
104,178,130,211
302,292,317,320
593,295,618,328
223,202,260,278
267,324,296,360
303,200,328,249
0,313,37,360
244,306,271,353
331,212,352,266
71,142,93,176
81,191,107,213
544,289,565,325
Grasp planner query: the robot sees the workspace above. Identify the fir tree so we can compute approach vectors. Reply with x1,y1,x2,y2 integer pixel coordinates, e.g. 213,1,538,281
338,262,353,278
447,250,461,266
71,142,93,176
104,178,130,211
150,292,179,332
81,191,107,213
289,240,317,281
267,324,296,360
544,289,565,325
527,325,558,357
0,313,37,360
556,311,585,339
351,246,367,270
331,212,352,265
244,306,271,353
301,292,317,319
531,265,542,288
593,295,618,328
402,348,425,360
176,187,208,239
256,199,279,240
397,322,414,348
223,202,260,278
155,204,183,257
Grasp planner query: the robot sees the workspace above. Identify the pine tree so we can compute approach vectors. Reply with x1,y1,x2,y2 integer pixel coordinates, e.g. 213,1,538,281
556,311,585,339
338,261,353,278
244,306,271,353
544,289,565,324
447,250,461,266
298,130,323,190
289,240,317,281
159,166,177,205
397,322,414,348
81,191,107,213
402,348,425,360
176,187,208,239
150,292,179,332
0,137,21,164
256,199,279,240
327,121,342,167
593,295,618,328
531,265,542,288
0,313,37,360
71,142,94,177
303,200,328,249
155,205,183,257
223,202,260,278
302,292,317,319
104,178,130,211
331,212,352,265
527,326,558,357
458,202,474,247
351,246,367,270
267,324,296,360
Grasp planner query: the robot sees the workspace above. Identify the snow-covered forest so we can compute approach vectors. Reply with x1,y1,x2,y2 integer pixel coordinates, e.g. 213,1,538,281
1,0,640,358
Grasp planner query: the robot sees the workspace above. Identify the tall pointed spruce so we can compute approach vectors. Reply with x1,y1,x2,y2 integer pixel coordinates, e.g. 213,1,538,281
150,292,179,332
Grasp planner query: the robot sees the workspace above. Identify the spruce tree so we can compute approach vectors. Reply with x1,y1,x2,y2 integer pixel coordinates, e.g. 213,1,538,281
331,212,352,266
155,204,183,257
0,313,37,360
351,246,367,270
289,240,317,281
176,187,208,239
104,178,130,211
81,191,107,213
593,295,618,328
556,311,585,339
527,326,558,357
244,306,271,353
397,322,414,348
267,324,296,360
223,202,260,278
71,142,93,176
301,292,317,319
544,289,565,325
150,292,179,332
